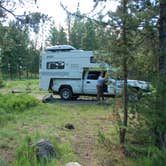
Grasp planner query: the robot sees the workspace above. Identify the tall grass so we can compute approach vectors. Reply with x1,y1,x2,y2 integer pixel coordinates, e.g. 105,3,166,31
0,93,38,128
13,133,77,166
0,94,38,113
0,74,4,88
2,79,165,166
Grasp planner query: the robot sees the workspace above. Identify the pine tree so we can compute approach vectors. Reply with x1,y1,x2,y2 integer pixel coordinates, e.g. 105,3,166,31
58,26,67,44
107,0,142,143
81,20,98,50
159,0,166,75
69,3,86,49
47,25,59,45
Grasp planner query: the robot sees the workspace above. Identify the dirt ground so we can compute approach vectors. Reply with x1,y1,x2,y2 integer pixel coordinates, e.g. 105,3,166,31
39,93,113,106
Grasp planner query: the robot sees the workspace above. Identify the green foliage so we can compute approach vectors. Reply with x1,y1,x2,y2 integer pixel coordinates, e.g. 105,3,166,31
97,131,113,151
0,157,7,166
134,146,166,166
69,21,86,49
13,134,76,166
0,94,38,113
125,75,166,164
81,20,98,50
0,75,4,88
26,43,40,76
135,75,166,144
0,22,40,79
18,12,50,34
95,131,124,166
47,25,67,45
96,131,116,166
47,25,59,45
147,146,166,166
58,27,67,44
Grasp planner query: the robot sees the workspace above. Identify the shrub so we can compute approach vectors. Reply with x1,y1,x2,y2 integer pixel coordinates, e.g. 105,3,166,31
95,131,122,166
0,75,4,88
13,134,77,166
0,157,7,166
0,94,38,113
135,146,166,166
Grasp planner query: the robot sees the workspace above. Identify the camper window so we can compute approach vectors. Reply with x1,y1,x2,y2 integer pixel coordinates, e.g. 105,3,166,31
47,61,65,69
90,57,97,63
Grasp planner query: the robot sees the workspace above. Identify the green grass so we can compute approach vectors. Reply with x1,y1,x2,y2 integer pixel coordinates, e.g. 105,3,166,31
0,79,47,98
0,101,117,165
1,79,38,91
0,80,118,165
1,79,163,166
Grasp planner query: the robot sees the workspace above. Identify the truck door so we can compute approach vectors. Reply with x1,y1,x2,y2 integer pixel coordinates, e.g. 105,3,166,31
83,71,101,94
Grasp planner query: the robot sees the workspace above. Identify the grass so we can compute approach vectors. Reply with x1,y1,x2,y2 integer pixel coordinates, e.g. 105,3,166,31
0,101,117,165
1,79,162,166
0,79,47,99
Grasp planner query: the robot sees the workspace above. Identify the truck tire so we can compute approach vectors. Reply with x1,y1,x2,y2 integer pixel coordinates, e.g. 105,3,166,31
60,88,72,100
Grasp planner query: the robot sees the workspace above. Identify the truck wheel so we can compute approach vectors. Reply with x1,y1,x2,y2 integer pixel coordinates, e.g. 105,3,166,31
60,88,72,100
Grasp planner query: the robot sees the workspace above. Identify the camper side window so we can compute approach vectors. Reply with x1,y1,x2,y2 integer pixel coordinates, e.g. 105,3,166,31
47,61,65,69
90,57,97,63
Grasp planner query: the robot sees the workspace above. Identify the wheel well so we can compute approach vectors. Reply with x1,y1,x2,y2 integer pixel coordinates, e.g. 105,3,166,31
59,85,73,93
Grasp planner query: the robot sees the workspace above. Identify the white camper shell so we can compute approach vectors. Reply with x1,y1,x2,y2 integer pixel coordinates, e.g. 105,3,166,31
39,45,122,100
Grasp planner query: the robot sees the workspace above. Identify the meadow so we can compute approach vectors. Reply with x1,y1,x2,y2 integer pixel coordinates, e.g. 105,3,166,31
0,79,162,166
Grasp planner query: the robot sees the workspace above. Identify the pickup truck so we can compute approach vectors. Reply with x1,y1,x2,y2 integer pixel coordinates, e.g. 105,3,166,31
51,70,122,100
51,70,150,100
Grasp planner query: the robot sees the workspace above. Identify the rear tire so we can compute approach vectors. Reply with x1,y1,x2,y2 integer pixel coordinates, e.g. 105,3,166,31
60,88,72,100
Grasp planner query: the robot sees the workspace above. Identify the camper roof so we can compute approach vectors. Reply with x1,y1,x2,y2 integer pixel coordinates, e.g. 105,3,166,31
46,45,76,52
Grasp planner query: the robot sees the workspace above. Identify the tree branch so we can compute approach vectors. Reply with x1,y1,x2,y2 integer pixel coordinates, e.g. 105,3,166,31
60,2,119,28
0,4,16,18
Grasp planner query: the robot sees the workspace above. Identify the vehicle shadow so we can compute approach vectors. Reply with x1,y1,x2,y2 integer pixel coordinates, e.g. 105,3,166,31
42,94,112,106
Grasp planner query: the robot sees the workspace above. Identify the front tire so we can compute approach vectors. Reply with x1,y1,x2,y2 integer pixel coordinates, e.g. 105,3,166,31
60,88,72,100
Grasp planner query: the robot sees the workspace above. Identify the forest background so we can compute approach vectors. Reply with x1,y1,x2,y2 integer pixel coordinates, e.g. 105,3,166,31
0,0,166,165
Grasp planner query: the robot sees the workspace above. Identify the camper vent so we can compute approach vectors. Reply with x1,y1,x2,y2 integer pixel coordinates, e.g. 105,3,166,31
46,45,76,52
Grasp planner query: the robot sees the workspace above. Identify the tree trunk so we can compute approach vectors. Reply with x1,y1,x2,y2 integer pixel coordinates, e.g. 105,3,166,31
120,0,128,144
120,59,128,143
159,1,166,75
26,70,29,79
155,0,166,150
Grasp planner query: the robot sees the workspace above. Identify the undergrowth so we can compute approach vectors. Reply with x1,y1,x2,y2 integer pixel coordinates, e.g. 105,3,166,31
0,94,38,127
13,133,77,166
0,94,38,113
0,75,4,88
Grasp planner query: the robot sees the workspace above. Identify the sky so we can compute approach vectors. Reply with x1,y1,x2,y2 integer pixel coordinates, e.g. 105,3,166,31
13,0,118,47
15,0,118,27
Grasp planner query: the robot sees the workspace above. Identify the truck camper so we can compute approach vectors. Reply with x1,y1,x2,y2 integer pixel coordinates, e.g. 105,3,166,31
39,45,150,100
39,45,122,100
